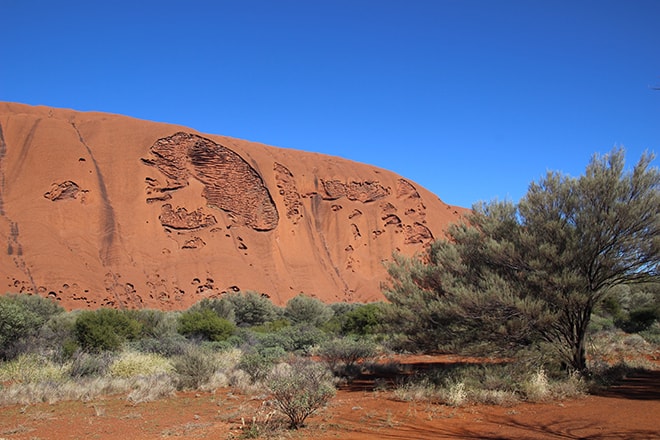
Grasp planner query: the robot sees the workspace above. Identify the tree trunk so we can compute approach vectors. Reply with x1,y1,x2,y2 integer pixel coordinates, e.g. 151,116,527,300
570,304,592,373
571,334,587,373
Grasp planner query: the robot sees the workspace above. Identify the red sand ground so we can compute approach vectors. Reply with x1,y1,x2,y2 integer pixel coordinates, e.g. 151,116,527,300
1,355,658,440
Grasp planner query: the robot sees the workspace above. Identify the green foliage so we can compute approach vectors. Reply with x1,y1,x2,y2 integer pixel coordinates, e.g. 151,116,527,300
249,323,327,354
251,318,291,334
0,294,64,360
318,337,377,376
177,308,235,342
191,297,236,322
126,309,169,338
341,303,386,336
266,358,336,429
386,149,660,373
74,309,142,352
239,348,285,381
131,333,190,357
284,294,334,327
224,291,281,327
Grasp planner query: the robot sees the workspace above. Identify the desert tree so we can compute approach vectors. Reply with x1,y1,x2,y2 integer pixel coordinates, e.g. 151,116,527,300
266,358,336,429
386,148,659,372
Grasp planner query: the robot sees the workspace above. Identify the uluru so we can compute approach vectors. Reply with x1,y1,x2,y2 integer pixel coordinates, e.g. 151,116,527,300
0,102,465,310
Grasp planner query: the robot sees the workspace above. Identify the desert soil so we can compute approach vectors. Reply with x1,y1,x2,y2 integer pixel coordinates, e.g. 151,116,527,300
0,355,658,440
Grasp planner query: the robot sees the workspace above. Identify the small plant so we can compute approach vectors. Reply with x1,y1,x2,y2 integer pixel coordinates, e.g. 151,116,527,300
172,348,216,390
318,337,377,377
266,358,336,429
69,350,114,378
444,381,467,407
522,368,550,402
239,348,285,382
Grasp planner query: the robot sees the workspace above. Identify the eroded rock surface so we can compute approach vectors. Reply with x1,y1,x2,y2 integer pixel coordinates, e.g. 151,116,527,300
159,204,217,231
274,162,303,224
319,179,389,203
44,181,86,201
404,222,434,244
143,132,278,231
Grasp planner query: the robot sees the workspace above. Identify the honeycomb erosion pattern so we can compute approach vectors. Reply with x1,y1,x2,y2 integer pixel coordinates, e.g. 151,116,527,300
142,132,278,231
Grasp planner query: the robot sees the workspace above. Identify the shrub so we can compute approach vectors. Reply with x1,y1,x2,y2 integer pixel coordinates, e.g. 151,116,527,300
284,294,334,327
126,309,169,338
192,297,236,322
341,303,386,336
224,291,281,327
239,348,286,382
263,324,327,354
266,358,336,429
318,337,377,376
444,381,467,406
251,318,291,334
0,294,63,360
131,333,190,357
521,368,550,402
177,308,235,342
39,312,79,361
69,351,114,378
74,309,142,352
127,374,176,403
172,348,216,390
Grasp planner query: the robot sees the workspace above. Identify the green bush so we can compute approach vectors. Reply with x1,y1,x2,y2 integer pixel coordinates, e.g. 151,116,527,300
74,309,142,352
192,297,236,322
619,307,659,333
39,311,79,360
267,358,336,429
0,294,64,360
239,348,286,381
131,334,190,357
177,308,235,341
255,324,327,354
251,318,291,334
341,303,386,336
284,294,334,327
126,309,169,338
224,291,281,327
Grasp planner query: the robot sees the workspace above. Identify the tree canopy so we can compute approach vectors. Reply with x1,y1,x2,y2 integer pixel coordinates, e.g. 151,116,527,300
385,149,659,372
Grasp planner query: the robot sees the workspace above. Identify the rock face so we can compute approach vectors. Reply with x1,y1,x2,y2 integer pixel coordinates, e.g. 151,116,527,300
0,102,467,310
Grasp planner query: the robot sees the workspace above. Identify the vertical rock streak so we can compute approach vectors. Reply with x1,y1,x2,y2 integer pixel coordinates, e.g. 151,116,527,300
71,122,119,266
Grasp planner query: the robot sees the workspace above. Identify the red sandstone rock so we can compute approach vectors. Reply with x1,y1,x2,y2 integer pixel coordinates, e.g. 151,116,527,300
0,102,468,310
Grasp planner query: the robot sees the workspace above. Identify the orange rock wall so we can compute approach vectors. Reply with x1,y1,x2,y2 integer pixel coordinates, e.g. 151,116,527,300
0,102,466,310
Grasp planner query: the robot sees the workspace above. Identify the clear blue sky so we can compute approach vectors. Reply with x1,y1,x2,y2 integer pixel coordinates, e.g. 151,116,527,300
2,0,659,208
